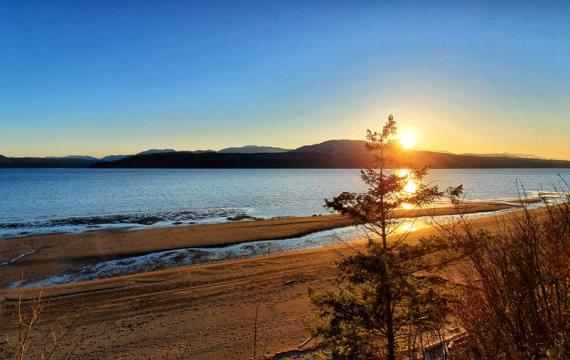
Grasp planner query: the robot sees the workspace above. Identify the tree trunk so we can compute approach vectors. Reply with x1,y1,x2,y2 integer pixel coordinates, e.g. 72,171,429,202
381,232,396,360
385,287,396,360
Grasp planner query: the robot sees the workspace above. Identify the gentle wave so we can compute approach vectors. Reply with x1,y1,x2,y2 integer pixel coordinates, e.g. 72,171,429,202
0,208,252,238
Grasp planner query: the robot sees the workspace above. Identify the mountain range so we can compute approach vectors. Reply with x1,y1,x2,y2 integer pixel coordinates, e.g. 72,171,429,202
94,146,289,162
218,145,291,154
1,141,568,168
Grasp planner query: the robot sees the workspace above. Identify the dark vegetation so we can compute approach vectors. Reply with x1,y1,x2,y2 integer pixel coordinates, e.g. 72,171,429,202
0,157,96,168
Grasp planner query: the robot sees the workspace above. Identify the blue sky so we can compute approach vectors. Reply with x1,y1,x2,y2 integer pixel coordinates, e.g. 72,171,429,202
1,1,569,158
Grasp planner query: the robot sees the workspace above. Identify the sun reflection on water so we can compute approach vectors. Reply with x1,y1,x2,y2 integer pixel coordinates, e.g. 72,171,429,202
397,168,411,177
402,202,413,209
399,222,416,232
397,168,418,195
404,180,417,194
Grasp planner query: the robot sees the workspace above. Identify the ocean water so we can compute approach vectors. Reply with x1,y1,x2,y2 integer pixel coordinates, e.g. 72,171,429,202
0,168,569,237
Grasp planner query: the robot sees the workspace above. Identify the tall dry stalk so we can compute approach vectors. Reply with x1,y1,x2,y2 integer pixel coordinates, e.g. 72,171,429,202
5,276,81,360
14,278,45,360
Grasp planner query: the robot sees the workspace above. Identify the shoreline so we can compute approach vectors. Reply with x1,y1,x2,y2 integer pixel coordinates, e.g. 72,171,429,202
0,201,515,288
0,205,538,359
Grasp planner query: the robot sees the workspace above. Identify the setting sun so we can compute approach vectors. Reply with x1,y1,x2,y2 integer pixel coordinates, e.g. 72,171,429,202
400,132,417,149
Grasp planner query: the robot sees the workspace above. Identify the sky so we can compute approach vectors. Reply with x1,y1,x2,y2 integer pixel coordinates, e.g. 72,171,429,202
1,1,569,159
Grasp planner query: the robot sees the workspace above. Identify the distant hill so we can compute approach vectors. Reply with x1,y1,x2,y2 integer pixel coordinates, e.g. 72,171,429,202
296,141,548,159
136,149,176,156
100,149,213,162
100,155,129,162
47,155,99,161
294,140,367,154
191,150,216,154
3,141,569,169
92,140,570,169
0,156,95,168
99,149,175,162
461,152,545,160
219,145,291,153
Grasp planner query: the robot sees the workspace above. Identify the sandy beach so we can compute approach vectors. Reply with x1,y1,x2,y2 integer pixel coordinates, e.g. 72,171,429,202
0,201,525,359
0,205,528,359
0,201,513,288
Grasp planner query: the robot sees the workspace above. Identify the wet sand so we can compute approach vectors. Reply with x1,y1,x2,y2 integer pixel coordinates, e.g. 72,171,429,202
0,202,512,288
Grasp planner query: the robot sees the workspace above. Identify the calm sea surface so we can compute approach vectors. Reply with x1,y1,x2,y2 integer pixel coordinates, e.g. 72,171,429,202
1,168,569,237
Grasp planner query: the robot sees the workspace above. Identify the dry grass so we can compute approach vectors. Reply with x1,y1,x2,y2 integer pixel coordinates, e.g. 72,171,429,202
437,190,570,359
